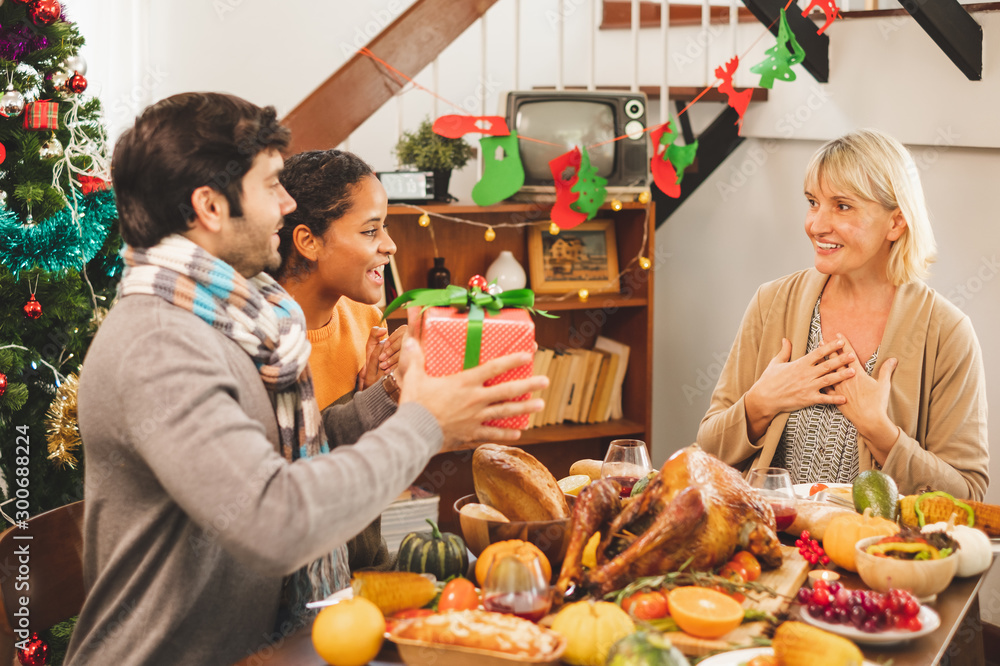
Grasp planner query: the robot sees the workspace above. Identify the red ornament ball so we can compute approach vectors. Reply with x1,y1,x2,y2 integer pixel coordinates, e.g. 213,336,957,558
0,142,5,166
28,0,62,26
467,275,488,291
0,372,7,398
68,72,88,94
16,632,49,666
23,294,43,320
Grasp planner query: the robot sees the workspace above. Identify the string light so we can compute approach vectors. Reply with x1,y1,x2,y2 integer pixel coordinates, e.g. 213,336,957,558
548,222,560,236
610,199,623,211
577,288,589,302
638,191,651,204
418,213,431,227
484,226,496,242
639,256,652,271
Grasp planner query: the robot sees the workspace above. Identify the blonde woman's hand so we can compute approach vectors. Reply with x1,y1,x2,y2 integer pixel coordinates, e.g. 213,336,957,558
827,333,900,463
744,337,856,441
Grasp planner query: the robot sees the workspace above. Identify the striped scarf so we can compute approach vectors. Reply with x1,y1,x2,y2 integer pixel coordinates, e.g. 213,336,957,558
120,235,350,623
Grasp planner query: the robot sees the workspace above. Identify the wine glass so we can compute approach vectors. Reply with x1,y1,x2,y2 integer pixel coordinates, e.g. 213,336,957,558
481,554,552,622
601,439,652,499
747,467,797,531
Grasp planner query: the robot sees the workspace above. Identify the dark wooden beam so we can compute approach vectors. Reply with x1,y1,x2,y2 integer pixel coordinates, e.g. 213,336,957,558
841,2,1000,18
533,85,768,104
740,0,829,83
896,0,983,81
654,106,745,226
281,0,501,154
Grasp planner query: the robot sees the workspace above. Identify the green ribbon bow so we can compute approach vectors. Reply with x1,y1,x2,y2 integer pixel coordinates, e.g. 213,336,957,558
382,284,554,369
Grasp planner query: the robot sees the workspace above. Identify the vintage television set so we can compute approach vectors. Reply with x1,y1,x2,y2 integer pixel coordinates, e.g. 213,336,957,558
502,89,649,202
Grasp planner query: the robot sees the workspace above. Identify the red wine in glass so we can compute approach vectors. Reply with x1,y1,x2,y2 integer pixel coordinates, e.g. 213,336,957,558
482,592,551,622
607,476,639,499
771,503,798,531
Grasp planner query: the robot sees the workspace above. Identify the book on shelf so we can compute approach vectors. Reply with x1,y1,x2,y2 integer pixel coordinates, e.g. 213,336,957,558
526,348,554,429
380,485,440,555
594,336,631,421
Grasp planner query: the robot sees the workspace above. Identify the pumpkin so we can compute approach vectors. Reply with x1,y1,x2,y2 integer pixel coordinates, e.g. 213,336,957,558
396,519,469,580
923,521,992,577
823,508,899,572
474,539,551,586
551,599,636,666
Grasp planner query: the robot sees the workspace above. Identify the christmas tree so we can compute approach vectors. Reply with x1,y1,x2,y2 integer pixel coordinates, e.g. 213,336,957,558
570,147,608,220
0,0,120,521
750,8,806,89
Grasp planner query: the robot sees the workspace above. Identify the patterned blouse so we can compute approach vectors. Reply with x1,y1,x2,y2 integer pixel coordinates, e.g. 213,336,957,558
772,297,878,485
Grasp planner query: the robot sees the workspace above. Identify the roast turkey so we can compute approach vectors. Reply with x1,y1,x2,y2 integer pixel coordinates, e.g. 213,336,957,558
555,445,783,598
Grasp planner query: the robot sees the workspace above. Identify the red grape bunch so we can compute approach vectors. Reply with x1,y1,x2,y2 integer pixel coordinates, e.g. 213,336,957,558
796,580,923,633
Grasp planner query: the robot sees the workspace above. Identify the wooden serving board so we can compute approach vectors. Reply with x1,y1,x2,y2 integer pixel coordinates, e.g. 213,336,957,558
668,545,811,657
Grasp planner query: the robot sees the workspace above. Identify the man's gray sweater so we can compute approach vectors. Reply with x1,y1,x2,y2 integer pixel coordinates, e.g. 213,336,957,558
65,295,442,665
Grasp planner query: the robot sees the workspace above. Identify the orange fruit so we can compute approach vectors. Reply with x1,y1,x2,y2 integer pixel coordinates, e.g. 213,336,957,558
667,586,745,639
311,597,386,666
475,539,551,586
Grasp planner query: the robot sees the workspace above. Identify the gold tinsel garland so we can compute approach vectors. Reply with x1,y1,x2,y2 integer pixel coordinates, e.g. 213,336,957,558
46,372,81,469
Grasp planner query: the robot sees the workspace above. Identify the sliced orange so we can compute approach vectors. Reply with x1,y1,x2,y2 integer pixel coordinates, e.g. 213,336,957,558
459,503,509,523
667,586,745,639
558,474,592,496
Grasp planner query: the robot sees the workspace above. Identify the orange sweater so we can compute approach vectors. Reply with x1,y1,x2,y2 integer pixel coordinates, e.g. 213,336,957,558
308,299,383,409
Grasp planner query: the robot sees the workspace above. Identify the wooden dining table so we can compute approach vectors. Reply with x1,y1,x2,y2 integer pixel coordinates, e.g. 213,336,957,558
235,556,995,666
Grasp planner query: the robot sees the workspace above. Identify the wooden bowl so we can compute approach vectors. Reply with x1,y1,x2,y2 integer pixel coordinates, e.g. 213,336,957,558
453,494,574,568
855,535,958,600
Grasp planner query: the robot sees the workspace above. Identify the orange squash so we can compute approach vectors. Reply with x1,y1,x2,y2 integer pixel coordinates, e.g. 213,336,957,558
474,539,552,586
823,508,899,572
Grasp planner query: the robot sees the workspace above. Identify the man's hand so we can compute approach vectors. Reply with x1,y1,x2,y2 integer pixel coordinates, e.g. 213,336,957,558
744,337,855,441
396,339,548,450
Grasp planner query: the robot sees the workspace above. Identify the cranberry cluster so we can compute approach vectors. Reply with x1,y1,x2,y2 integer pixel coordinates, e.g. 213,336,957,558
797,580,924,633
794,530,829,566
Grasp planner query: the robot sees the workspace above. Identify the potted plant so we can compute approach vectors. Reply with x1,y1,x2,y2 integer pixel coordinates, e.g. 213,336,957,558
393,117,475,202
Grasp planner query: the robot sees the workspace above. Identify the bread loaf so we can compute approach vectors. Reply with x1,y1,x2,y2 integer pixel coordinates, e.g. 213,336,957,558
472,444,570,522
785,501,854,540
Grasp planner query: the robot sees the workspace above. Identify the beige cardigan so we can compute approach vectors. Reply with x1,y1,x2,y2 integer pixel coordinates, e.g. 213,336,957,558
697,269,989,500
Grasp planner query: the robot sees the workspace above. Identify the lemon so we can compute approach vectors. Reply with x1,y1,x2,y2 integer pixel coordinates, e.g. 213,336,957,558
558,474,592,496
311,597,385,666
582,531,601,569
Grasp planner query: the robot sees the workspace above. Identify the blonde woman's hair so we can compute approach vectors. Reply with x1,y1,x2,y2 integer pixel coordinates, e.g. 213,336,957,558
803,129,936,285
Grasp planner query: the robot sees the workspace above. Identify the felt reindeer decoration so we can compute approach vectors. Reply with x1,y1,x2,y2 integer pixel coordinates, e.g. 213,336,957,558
715,56,752,134
801,0,841,35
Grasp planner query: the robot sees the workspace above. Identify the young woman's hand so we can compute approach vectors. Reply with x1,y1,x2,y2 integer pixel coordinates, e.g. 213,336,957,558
743,337,856,441
378,325,406,374
359,324,408,391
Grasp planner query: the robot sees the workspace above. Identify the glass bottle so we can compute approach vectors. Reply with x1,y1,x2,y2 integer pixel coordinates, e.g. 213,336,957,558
427,257,451,289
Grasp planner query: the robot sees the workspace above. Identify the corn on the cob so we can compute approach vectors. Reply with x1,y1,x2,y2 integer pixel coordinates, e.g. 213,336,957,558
773,622,863,666
898,494,1000,536
350,571,436,616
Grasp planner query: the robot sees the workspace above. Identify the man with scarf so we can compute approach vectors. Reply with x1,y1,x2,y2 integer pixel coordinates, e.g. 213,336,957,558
65,92,548,665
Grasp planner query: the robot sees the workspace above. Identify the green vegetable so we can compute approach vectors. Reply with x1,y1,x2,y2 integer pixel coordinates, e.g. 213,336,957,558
631,472,657,497
853,470,900,521
605,631,691,666
396,519,469,581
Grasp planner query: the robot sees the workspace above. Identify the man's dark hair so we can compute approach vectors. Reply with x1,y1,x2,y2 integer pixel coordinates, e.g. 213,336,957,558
112,92,291,248
271,150,374,281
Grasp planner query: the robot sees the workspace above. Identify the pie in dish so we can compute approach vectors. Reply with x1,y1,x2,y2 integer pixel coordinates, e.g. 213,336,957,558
391,609,564,660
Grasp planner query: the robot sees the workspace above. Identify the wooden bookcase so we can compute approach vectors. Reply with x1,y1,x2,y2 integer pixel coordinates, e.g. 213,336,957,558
384,201,654,535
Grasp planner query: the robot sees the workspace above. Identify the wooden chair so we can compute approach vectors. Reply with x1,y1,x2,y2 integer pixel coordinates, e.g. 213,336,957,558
0,501,85,663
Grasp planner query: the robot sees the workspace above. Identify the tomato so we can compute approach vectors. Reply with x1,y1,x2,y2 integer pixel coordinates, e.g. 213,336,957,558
438,578,480,612
711,584,745,604
718,562,748,581
731,551,762,582
746,656,779,666
383,608,435,634
809,483,828,496
621,590,670,620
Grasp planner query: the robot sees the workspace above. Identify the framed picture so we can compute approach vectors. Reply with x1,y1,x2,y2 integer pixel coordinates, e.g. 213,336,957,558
527,220,620,294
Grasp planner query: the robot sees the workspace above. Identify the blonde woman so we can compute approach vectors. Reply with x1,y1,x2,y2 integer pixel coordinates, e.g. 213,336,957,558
698,129,988,500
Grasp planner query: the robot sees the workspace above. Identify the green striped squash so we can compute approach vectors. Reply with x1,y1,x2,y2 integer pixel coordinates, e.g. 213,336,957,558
396,519,469,580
